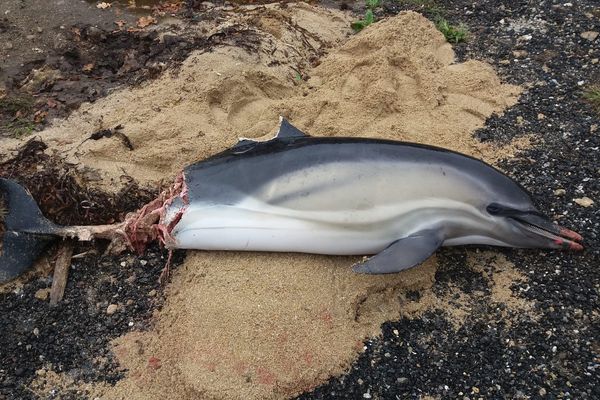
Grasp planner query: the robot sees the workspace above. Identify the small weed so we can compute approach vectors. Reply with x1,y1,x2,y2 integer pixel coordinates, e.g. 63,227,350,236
583,85,600,113
2,119,36,138
352,0,381,32
0,94,37,138
394,0,468,44
435,17,468,43
0,95,34,115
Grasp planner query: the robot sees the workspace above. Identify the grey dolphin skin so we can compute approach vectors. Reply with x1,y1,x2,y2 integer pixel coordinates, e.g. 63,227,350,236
0,118,583,283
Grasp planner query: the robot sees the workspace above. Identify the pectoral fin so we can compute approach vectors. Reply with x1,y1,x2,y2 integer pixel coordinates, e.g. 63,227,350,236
353,230,444,274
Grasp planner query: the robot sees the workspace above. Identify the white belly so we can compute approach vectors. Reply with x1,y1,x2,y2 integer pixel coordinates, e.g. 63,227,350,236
171,206,390,255
169,198,485,255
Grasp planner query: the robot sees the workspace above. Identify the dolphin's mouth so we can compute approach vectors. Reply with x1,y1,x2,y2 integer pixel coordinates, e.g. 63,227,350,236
510,214,584,251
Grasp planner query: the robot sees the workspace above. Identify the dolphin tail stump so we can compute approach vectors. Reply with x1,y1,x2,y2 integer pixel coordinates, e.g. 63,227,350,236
0,118,584,283
0,178,133,283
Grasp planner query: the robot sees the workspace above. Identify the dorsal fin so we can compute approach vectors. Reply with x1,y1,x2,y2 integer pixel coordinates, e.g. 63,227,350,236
231,118,307,154
275,117,308,139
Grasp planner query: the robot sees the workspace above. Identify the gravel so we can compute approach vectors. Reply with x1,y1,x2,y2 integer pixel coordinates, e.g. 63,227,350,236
0,247,184,400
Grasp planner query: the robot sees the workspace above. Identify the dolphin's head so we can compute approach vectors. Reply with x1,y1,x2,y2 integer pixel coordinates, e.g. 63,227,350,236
485,202,583,250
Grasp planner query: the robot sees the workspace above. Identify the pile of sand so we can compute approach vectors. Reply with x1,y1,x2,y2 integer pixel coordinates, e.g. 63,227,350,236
0,5,522,187
4,3,534,399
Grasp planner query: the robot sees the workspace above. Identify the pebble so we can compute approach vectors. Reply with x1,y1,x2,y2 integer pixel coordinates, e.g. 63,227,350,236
36,27,43,33
554,189,566,196
512,50,528,58
580,31,599,41
34,288,50,301
573,197,594,207
26,34,35,40
539,388,547,396
148,289,157,297
363,392,371,399
86,26,104,41
106,304,118,315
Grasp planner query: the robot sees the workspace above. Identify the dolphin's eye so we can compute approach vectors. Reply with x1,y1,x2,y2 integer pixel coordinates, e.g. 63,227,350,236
486,203,503,215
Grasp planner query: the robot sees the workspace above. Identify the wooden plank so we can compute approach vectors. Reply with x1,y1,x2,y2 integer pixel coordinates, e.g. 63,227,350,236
49,240,75,306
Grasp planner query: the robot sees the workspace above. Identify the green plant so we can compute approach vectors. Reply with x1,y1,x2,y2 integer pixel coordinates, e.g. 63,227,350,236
351,0,381,32
435,17,468,44
0,95,34,115
2,118,36,138
583,85,600,113
366,0,381,10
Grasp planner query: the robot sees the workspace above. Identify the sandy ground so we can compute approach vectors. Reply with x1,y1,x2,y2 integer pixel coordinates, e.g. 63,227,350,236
0,3,536,399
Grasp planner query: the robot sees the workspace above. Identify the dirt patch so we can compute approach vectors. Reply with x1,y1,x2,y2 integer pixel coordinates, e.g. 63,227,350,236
0,0,137,86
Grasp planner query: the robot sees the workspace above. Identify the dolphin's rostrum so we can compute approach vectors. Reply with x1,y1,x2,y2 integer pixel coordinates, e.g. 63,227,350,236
0,118,583,282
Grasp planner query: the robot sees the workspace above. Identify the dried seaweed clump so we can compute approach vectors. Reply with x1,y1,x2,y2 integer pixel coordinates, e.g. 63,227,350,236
0,138,158,226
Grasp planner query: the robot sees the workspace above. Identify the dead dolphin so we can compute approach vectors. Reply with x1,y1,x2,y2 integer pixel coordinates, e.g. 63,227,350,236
0,118,583,282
